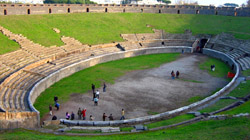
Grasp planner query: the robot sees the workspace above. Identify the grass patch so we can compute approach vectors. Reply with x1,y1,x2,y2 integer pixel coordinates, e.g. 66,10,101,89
200,80,250,113
147,111,159,115
188,96,204,104
199,57,232,78
242,69,250,77
0,13,249,52
34,53,180,118
221,100,250,115
145,114,194,129
0,33,20,54
120,127,134,132
1,117,249,139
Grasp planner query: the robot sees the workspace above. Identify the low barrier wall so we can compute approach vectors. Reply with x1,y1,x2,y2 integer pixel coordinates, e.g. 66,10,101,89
0,112,39,129
59,48,239,126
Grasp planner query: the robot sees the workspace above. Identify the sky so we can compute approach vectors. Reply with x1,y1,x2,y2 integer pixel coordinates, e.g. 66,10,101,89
172,0,247,6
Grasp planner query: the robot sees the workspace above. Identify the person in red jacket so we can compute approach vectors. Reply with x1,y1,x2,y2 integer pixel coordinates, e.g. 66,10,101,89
82,108,86,120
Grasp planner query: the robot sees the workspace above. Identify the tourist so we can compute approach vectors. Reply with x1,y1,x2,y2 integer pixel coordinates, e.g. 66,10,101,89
55,102,60,110
96,90,100,99
91,84,95,94
71,112,75,120
52,115,57,120
103,113,107,121
94,97,98,106
103,82,107,92
82,108,87,120
90,115,94,121
108,114,114,121
77,108,82,120
92,91,96,101
49,104,52,115
120,109,125,120
171,70,175,79
211,64,215,71
176,71,180,78
54,96,58,103
66,112,70,120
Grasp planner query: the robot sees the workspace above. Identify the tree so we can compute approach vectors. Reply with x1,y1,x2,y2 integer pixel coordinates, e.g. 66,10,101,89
157,0,171,4
247,0,250,7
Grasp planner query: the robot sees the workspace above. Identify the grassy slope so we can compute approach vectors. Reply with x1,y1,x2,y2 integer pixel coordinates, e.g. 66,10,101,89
0,33,20,55
1,117,250,140
34,53,180,118
200,80,250,113
0,13,249,50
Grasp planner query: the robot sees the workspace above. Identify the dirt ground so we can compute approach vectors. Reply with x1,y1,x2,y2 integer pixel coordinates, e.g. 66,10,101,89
43,54,228,121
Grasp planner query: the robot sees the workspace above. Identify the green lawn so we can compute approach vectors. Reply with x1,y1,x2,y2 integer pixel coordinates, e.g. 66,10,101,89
0,13,250,54
0,33,20,55
34,53,180,118
145,114,194,129
200,80,250,113
199,57,233,78
1,117,249,140
242,69,250,76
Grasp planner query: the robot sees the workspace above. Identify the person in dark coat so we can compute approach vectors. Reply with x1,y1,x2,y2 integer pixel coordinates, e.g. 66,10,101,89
52,115,57,120
71,112,75,120
91,84,95,94
176,71,180,78
103,82,107,92
103,113,107,121
77,108,82,120
54,96,58,103
108,114,114,121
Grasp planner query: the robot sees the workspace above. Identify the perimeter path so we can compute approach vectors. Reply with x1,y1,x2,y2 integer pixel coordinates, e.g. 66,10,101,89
47,54,228,121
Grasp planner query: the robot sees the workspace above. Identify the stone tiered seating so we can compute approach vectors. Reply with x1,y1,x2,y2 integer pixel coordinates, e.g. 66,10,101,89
0,71,43,112
237,56,250,70
60,36,89,52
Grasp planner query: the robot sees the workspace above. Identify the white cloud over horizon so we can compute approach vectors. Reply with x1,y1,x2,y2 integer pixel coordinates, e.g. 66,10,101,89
172,0,247,6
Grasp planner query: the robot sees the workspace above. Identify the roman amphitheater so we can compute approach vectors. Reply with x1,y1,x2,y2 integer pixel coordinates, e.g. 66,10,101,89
0,4,249,138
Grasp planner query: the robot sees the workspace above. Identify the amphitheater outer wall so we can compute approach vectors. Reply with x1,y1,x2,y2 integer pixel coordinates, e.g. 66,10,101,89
0,4,249,17
26,46,239,128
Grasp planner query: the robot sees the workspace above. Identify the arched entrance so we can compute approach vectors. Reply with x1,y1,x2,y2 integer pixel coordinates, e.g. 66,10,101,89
49,8,52,14
159,9,161,13
141,9,143,13
86,8,89,13
123,9,125,13
67,8,70,13
4,9,7,15
177,10,180,14
105,8,108,13
27,9,30,15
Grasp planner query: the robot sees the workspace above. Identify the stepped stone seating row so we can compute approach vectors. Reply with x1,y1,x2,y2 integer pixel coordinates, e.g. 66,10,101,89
236,57,250,70
121,29,163,42
0,70,43,112
60,36,89,52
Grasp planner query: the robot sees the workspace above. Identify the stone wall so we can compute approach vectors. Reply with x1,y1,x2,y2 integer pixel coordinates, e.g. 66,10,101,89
0,4,249,17
0,112,39,129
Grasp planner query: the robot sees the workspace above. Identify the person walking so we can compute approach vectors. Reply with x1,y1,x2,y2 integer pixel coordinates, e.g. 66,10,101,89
103,113,107,121
103,82,107,92
91,84,95,94
171,70,175,79
77,108,82,120
94,97,98,106
176,71,180,78
120,109,125,120
96,90,100,99
71,112,75,120
108,114,114,121
49,105,52,115
55,102,60,110
66,112,70,120
82,108,87,120
54,96,58,103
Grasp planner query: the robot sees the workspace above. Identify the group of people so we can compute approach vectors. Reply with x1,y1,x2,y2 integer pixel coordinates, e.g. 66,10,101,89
92,83,106,106
171,70,180,79
49,82,127,121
